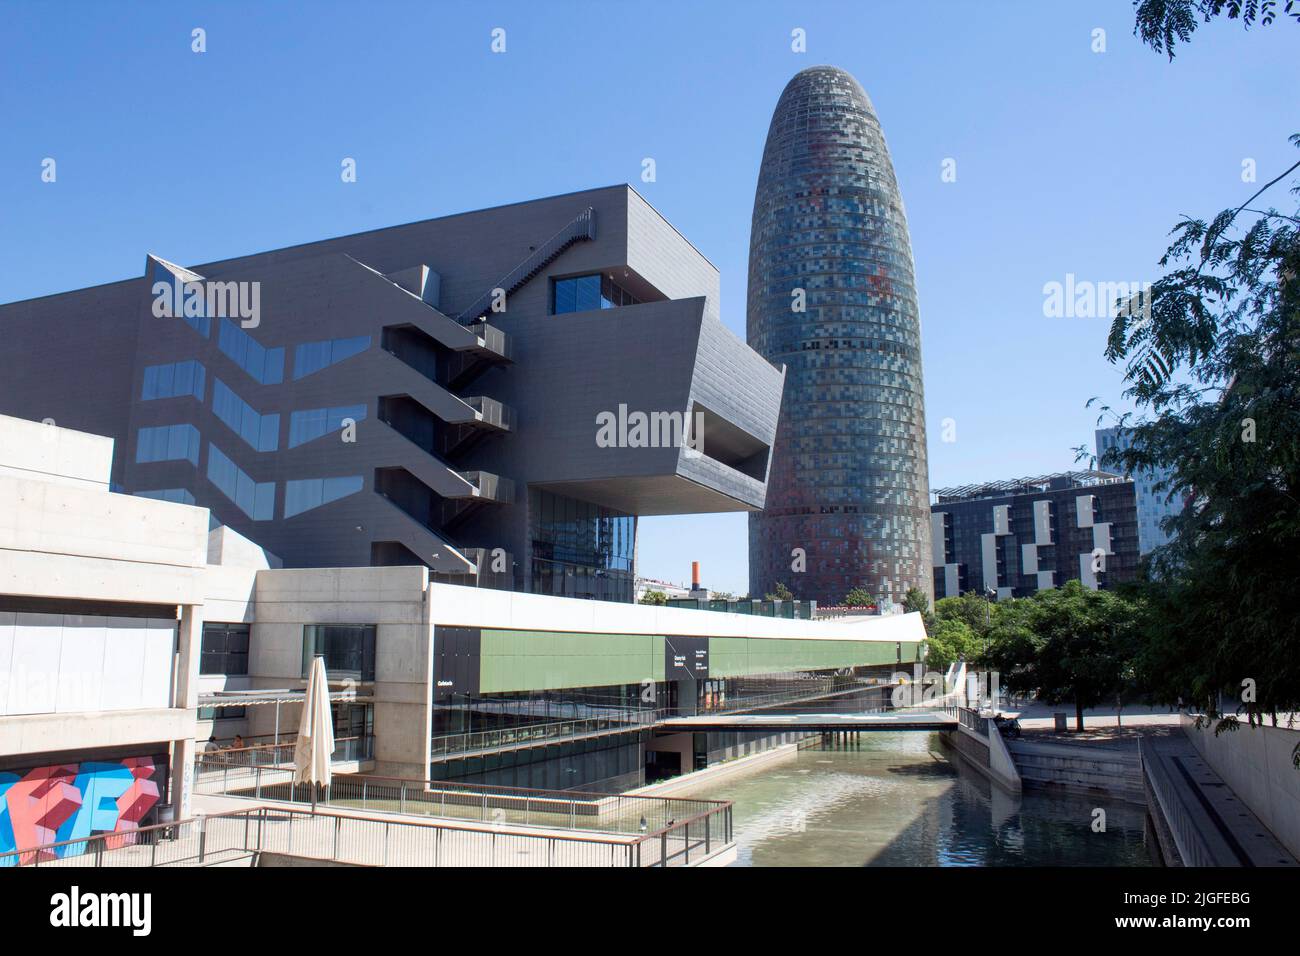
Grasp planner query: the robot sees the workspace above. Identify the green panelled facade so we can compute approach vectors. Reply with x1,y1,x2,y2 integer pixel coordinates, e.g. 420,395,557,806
479,629,665,694
708,636,914,677
476,627,924,694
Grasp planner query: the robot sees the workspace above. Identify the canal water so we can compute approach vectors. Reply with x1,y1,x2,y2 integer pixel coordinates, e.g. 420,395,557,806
674,732,1152,867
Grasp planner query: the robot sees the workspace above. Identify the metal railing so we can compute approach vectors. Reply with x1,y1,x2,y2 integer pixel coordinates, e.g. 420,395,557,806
425,681,901,757
0,801,732,868
455,207,596,325
704,679,886,717
194,766,723,840
1138,738,1217,867
946,705,989,737
464,395,515,431
196,734,373,769
430,708,660,758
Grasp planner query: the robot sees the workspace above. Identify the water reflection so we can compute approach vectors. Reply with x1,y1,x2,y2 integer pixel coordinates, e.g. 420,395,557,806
673,732,1151,867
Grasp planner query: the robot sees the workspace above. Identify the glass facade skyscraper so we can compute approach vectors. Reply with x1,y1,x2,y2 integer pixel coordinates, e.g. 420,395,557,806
747,66,932,607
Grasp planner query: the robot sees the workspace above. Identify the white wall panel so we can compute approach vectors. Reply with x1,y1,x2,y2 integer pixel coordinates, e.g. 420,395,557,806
100,617,147,711
139,618,176,709
55,614,107,713
9,612,62,715
0,611,15,715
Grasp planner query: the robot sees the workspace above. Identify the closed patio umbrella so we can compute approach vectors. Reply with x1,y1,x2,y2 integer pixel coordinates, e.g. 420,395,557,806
294,656,335,811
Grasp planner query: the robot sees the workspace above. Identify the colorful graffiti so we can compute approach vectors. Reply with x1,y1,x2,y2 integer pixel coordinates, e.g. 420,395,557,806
0,756,166,865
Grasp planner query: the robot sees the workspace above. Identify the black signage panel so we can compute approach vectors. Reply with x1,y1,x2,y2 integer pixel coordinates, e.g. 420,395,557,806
433,625,481,698
664,636,709,681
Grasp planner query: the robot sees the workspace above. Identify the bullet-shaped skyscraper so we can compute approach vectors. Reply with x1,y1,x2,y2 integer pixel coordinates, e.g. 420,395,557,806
748,66,932,607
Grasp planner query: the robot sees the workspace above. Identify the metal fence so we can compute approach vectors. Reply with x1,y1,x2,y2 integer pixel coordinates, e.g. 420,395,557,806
195,765,726,839
2,800,732,868
1138,737,1217,868
197,734,373,769
945,705,989,737
429,709,659,757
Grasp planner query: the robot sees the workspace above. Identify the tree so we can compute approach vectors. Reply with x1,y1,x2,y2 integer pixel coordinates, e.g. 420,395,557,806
711,591,734,602
1134,0,1300,59
765,582,794,601
924,618,980,672
1095,135,1300,728
984,582,1139,731
902,586,929,615
842,586,876,608
935,591,1005,645
639,590,668,606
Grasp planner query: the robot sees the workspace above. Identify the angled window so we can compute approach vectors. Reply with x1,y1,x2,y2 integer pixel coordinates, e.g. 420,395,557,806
288,404,367,448
551,274,640,315
292,336,370,380
212,378,280,452
218,318,284,385
136,424,200,466
284,475,364,518
142,360,206,401
206,442,275,520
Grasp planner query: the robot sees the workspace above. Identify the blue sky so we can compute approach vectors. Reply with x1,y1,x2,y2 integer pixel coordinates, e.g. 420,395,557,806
1,1,1296,595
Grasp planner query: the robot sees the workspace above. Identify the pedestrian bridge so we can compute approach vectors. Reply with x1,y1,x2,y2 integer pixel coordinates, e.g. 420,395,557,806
657,709,957,733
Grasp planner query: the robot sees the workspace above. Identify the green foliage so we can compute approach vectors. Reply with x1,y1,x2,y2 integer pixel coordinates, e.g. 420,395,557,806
902,586,930,616
843,586,876,607
935,592,1000,641
1134,0,1300,59
765,582,794,602
759,580,790,600
925,618,981,672
711,591,734,602
639,590,668,606
1096,135,1300,724
984,582,1142,730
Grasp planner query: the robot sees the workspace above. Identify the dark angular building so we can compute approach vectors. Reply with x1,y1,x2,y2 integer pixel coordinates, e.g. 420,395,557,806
747,66,932,607
930,471,1140,600
0,185,784,602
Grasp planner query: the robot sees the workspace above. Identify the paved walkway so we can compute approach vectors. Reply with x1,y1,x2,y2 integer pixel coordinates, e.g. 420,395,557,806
1001,701,1183,737
1143,733,1298,867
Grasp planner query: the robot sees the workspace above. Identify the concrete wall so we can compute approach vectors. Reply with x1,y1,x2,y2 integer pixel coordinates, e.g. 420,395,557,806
1182,714,1300,860
250,566,432,779
1005,738,1142,802
0,470,208,606
0,413,114,489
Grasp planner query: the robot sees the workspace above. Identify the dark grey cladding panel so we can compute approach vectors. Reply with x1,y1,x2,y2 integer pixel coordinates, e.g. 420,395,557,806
0,278,142,485
689,317,784,449
677,453,768,510
192,186,635,320
501,297,705,486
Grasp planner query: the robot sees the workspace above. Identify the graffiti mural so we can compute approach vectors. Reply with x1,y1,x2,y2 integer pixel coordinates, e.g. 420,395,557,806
0,755,166,865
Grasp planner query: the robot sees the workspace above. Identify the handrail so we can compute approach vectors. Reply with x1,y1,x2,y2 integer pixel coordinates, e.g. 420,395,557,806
430,708,663,757
5,796,733,868
201,762,725,808
454,207,596,325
